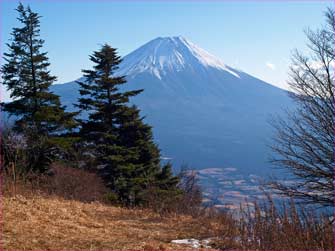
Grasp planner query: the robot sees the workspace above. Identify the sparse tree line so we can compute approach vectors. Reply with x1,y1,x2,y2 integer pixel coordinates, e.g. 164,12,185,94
1,3,202,210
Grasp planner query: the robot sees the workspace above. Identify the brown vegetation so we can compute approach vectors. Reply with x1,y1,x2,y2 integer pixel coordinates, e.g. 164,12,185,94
2,194,218,250
2,165,221,250
2,167,333,250
215,200,334,250
3,163,109,203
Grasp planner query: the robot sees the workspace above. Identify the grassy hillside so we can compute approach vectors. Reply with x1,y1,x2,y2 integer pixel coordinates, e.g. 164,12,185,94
2,194,218,250
2,166,332,250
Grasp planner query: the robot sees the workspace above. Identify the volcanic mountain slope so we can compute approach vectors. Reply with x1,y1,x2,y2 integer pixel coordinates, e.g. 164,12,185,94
51,36,292,204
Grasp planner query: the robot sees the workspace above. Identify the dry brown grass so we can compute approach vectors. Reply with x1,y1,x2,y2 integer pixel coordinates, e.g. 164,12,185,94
235,200,334,251
2,194,219,250
2,165,332,250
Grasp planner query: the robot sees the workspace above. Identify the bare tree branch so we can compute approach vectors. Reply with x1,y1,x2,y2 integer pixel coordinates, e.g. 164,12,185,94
268,9,334,208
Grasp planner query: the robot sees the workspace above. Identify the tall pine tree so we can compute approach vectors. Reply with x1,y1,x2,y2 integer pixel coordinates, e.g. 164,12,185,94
76,44,179,205
1,3,76,172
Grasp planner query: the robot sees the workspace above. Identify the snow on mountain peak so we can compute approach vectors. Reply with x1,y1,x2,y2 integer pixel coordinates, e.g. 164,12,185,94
118,36,239,79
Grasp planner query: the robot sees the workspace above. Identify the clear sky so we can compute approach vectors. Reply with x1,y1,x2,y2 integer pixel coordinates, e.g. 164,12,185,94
1,0,333,101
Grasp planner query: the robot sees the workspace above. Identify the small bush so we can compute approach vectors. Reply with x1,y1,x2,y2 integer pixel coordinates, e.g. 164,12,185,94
141,167,203,217
237,199,334,250
104,191,120,205
177,168,203,216
42,164,109,203
211,197,334,250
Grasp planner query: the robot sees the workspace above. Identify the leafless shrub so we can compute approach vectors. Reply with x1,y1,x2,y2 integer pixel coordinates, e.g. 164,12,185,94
41,164,110,203
1,128,29,195
236,199,333,250
176,167,203,216
211,196,333,250
3,162,110,203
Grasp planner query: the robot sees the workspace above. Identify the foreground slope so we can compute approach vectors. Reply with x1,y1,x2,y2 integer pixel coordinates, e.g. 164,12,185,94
3,195,218,250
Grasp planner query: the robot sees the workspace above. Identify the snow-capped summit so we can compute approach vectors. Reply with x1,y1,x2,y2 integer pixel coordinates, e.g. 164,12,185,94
118,36,239,79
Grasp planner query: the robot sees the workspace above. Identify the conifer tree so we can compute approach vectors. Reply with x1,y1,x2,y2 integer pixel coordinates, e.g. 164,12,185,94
156,163,181,191
76,44,179,205
153,162,182,200
1,3,76,172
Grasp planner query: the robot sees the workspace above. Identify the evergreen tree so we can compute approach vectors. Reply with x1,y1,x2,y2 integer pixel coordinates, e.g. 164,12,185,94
155,163,180,192
1,3,76,172
76,44,178,205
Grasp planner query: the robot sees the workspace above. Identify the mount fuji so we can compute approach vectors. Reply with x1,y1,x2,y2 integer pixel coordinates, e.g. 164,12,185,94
51,36,293,205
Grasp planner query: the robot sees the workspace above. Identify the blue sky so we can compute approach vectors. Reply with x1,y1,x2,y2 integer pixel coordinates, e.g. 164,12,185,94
1,0,333,101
